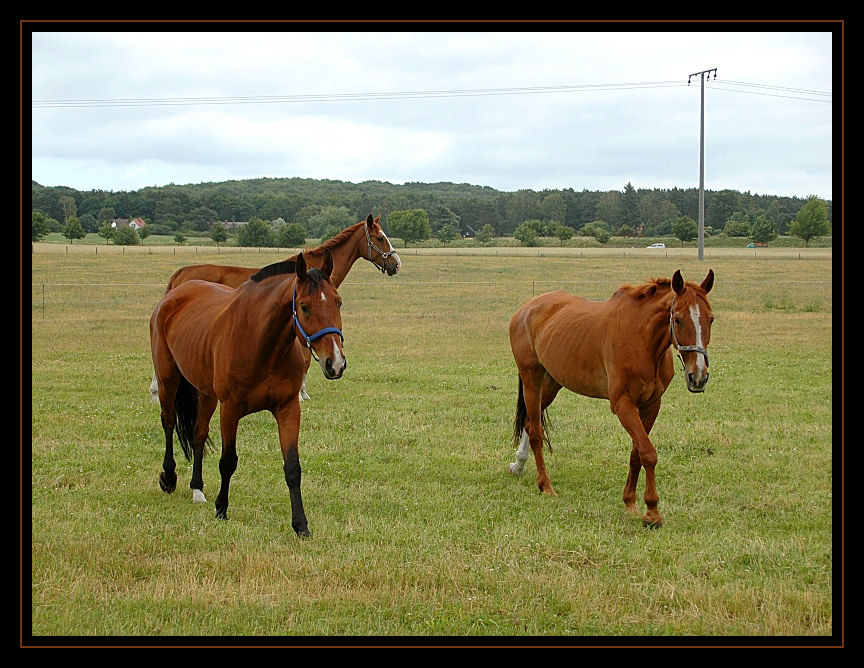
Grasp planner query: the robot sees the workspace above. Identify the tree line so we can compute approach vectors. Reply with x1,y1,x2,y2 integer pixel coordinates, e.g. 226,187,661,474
31,177,832,246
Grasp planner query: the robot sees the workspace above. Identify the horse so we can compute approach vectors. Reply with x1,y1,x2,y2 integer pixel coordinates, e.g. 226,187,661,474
149,250,346,537
150,214,399,401
507,269,714,528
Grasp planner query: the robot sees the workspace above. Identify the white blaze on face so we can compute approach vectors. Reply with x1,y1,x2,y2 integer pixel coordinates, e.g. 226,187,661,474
381,230,401,272
689,304,706,378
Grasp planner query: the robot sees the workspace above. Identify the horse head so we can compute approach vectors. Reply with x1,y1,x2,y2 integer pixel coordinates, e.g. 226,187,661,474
293,250,347,380
363,214,401,276
670,269,715,393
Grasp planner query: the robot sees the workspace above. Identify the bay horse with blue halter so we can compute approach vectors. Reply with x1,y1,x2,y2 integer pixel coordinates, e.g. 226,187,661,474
150,214,399,402
508,269,715,527
149,250,345,536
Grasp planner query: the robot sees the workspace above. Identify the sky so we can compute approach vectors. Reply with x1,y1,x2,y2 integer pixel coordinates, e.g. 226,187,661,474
28,27,836,201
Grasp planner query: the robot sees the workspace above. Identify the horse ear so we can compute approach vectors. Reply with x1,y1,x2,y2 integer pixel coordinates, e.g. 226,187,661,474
672,269,685,295
701,269,715,294
322,248,334,279
366,214,374,227
296,251,307,281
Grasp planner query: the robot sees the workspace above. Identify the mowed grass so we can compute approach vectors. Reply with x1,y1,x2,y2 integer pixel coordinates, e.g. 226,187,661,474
29,248,834,638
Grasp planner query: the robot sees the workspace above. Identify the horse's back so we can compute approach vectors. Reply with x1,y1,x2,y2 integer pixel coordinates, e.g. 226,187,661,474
167,264,257,291
510,290,611,397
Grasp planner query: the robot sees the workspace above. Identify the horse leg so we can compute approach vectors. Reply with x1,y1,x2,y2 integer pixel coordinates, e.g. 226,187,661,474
510,373,561,479
274,398,310,537
612,395,662,527
520,370,557,495
156,373,180,494
189,394,217,504
622,399,662,515
214,403,240,520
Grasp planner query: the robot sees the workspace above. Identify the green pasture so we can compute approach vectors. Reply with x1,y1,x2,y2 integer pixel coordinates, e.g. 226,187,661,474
29,247,834,639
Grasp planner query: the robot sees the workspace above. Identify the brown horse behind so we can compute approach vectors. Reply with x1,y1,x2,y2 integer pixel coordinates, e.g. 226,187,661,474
164,214,400,292
150,250,346,536
508,269,715,527
150,214,399,402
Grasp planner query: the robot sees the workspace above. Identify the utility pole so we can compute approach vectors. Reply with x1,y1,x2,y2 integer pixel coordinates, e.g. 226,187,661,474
688,68,716,261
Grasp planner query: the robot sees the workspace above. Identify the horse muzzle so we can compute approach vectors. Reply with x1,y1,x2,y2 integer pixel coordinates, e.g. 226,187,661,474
686,370,709,393
384,253,401,276
321,352,346,380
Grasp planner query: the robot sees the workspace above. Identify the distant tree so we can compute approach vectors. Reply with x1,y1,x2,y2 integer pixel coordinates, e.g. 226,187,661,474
622,182,638,230
188,206,218,232
210,222,228,247
750,215,777,245
59,195,77,224
98,222,115,245
277,222,307,247
97,206,116,224
789,196,830,247
475,224,494,245
237,218,274,247
138,226,151,243
32,210,50,242
114,226,141,245
672,216,698,246
308,206,354,238
174,232,187,245
438,222,458,247
387,209,431,247
78,212,98,233
724,216,752,237
514,221,539,246
550,222,574,246
62,217,86,243
617,224,636,238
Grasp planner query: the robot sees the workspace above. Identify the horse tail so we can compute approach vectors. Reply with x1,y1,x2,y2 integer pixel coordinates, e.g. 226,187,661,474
513,376,528,446
512,375,553,451
173,374,199,462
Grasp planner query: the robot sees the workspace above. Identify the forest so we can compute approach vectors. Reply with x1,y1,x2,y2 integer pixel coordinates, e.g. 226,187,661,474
31,176,831,241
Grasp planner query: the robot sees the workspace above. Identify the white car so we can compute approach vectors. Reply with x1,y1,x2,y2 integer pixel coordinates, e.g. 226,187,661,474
646,243,666,249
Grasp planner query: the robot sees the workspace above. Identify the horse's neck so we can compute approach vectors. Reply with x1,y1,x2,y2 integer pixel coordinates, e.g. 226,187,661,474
633,290,675,364
236,276,299,357
313,228,363,287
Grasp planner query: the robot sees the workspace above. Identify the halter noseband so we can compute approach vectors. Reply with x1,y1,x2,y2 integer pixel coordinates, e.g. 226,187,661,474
364,223,397,273
669,303,709,369
292,284,344,362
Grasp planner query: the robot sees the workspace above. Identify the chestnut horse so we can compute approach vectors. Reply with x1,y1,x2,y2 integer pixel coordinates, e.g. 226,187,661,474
508,269,715,527
150,250,345,537
150,214,399,402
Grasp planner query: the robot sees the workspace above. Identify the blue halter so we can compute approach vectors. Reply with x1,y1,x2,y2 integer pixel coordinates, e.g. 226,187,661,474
292,284,344,362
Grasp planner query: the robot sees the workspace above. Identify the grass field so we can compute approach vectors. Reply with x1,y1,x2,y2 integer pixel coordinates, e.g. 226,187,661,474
29,246,836,640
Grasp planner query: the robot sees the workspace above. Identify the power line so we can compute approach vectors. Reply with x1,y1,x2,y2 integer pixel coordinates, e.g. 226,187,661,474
31,80,690,108
706,82,831,103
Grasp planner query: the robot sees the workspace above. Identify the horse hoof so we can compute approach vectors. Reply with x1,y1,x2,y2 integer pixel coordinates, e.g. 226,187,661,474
642,519,663,529
215,509,228,520
297,530,311,539
191,489,207,503
159,473,176,493
508,463,521,476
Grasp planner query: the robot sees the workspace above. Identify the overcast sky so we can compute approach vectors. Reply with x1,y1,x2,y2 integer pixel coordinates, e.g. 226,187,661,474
29,28,835,200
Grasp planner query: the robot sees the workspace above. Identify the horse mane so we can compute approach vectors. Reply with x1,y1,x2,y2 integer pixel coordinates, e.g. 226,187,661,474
612,277,673,300
250,260,297,282
249,221,364,283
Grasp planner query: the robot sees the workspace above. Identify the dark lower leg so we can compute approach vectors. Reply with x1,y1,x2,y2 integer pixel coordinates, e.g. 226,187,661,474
159,414,177,493
214,446,237,519
283,447,309,537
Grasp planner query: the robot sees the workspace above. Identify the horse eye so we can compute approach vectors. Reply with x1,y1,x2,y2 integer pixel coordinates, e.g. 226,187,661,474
377,236,386,243
300,304,310,314
674,317,682,325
